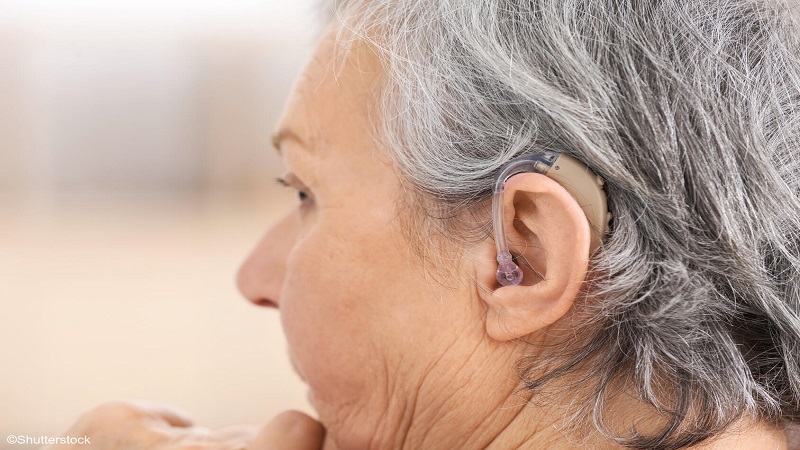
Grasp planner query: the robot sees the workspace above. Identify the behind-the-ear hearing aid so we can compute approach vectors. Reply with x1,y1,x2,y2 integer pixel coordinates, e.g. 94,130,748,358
493,151,611,286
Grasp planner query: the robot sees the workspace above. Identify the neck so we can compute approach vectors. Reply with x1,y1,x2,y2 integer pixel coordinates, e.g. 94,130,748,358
322,382,788,450
485,405,788,450
319,325,788,450
396,399,786,450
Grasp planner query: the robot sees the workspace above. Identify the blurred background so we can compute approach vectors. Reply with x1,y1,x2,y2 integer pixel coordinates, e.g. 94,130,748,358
0,0,317,446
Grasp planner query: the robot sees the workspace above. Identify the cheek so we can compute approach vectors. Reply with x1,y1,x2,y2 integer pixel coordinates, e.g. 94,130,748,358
276,208,452,424
278,218,389,398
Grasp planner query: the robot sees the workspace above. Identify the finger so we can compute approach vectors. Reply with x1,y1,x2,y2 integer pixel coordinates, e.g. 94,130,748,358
160,425,257,450
213,424,260,440
129,400,195,427
206,425,260,450
249,411,325,450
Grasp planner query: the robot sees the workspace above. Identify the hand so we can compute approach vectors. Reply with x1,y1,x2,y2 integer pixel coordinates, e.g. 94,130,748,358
44,400,254,450
46,401,326,450
248,410,325,450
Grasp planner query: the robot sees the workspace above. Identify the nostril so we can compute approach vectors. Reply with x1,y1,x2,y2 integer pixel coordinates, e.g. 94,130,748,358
253,298,279,309
236,265,282,308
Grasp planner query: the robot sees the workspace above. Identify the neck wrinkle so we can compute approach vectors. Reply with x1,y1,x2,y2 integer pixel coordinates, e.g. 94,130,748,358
403,384,567,450
482,392,570,450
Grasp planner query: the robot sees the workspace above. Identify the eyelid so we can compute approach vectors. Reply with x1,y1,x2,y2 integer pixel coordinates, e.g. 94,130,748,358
278,172,307,189
276,172,314,204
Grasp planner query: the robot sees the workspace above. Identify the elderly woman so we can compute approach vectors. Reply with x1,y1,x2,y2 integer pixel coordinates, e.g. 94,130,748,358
52,0,800,449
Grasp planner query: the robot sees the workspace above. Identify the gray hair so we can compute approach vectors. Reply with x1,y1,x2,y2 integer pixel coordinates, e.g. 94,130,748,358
319,0,800,448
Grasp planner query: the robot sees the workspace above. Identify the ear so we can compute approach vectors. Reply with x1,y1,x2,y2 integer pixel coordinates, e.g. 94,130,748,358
479,172,591,341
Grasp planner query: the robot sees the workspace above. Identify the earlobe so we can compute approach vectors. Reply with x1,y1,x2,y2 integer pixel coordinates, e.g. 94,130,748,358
480,173,592,341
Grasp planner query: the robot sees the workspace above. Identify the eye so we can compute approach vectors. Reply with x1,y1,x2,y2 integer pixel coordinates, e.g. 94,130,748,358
276,175,313,206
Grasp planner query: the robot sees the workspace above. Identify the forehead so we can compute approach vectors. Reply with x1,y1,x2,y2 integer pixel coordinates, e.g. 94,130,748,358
275,30,384,157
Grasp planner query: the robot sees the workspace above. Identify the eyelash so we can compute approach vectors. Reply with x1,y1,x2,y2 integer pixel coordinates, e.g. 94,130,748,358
276,176,312,205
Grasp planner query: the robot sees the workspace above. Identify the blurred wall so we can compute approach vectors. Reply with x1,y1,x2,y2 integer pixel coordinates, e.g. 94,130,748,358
0,1,311,198
0,1,317,447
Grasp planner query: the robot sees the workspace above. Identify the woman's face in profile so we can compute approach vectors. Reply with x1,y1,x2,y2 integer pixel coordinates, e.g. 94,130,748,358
236,32,497,443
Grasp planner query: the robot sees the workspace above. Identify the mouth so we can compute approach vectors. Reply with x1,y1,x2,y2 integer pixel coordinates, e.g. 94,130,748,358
307,389,318,409
287,346,307,382
286,348,318,410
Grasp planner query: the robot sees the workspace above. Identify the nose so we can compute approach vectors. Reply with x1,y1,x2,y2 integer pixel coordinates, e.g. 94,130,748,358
236,211,299,308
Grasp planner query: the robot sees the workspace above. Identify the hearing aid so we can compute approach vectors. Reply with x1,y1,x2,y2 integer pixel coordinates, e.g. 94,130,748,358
493,151,611,286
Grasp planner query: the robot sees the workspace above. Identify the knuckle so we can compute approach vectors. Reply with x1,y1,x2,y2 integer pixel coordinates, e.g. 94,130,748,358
272,410,324,436
79,400,145,428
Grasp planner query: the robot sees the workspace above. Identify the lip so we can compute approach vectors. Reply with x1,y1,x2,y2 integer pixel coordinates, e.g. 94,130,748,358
307,389,317,409
287,347,307,382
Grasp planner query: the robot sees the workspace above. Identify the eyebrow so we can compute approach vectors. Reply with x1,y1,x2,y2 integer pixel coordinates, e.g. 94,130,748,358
271,128,309,155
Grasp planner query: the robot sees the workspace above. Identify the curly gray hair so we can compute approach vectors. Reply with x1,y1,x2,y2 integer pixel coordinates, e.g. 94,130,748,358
318,0,800,448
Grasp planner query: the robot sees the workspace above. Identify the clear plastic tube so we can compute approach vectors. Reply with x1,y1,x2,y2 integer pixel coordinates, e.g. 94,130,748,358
493,151,560,286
